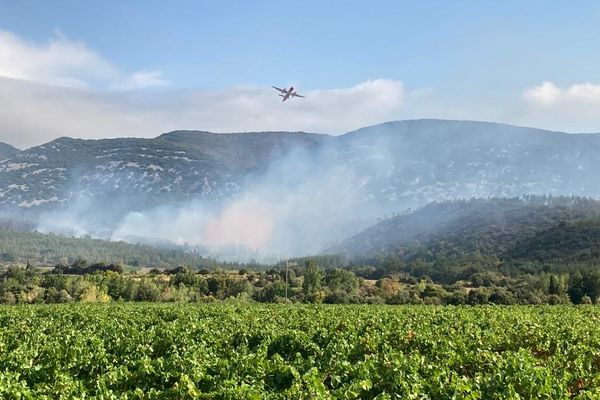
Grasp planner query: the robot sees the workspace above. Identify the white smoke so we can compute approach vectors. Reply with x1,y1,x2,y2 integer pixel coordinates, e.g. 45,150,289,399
100,146,378,260
32,138,398,262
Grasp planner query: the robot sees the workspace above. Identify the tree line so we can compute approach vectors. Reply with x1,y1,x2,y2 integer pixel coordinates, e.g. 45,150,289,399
2,258,600,305
0,229,216,267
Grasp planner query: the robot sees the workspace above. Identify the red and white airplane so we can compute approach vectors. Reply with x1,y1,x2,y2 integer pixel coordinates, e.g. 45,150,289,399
272,86,305,102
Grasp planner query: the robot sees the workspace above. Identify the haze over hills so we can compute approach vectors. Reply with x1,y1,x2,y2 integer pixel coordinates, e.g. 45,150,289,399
0,131,325,209
2,119,600,258
330,196,600,260
0,229,213,267
329,196,600,282
3,119,600,210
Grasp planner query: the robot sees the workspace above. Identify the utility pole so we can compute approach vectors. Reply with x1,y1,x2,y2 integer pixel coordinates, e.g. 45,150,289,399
285,259,288,301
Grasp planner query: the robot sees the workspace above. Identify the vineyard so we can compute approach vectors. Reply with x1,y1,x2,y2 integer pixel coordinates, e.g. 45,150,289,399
1,304,600,398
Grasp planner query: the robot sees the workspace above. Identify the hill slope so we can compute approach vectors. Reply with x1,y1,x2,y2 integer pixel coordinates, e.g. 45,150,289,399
331,196,600,266
0,142,19,161
0,131,324,210
331,120,600,205
3,120,600,213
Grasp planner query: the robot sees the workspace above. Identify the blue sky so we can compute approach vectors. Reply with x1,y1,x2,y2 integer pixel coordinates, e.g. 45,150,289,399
2,1,600,146
3,1,600,92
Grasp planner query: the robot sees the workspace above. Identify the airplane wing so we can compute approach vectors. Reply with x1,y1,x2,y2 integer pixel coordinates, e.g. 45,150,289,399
292,93,305,98
272,86,286,93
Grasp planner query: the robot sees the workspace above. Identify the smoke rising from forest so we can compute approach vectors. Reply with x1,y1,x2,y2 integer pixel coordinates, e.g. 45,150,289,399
34,140,397,262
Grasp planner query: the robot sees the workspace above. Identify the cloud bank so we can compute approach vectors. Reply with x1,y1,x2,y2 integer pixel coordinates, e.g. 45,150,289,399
0,75,408,148
516,81,600,133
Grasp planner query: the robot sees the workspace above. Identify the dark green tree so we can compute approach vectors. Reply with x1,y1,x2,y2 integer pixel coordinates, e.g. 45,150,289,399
302,260,323,301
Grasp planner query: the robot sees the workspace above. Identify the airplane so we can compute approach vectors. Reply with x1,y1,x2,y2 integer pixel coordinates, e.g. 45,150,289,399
272,86,305,102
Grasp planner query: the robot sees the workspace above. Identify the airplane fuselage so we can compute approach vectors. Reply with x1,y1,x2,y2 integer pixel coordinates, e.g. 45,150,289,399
281,86,295,101
273,85,304,102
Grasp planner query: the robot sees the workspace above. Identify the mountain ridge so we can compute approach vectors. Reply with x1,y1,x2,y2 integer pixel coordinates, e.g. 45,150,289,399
13,118,598,150
3,119,600,210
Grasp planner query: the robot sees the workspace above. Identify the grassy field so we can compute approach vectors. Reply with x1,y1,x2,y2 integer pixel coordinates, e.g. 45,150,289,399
1,304,600,399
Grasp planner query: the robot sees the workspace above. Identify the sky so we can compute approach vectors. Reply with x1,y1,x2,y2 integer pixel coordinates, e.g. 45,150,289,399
2,0,600,148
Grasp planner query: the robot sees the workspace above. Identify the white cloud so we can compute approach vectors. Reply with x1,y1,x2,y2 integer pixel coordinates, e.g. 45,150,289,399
518,81,600,132
522,81,561,105
0,29,165,90
109,70,167,91
523,81,600,107
176,79,406,134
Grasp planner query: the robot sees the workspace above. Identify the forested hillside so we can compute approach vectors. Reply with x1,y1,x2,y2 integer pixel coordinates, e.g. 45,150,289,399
333,196,600,280
0,230,213,267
